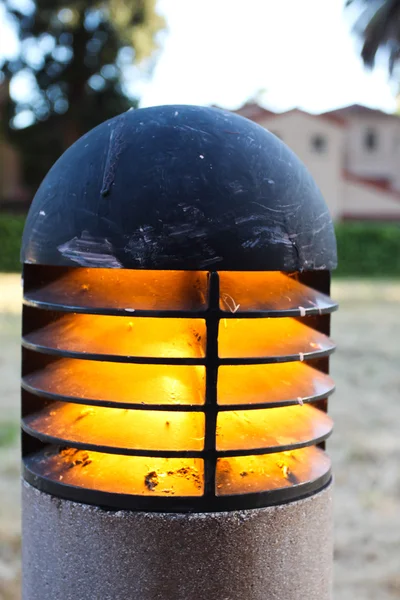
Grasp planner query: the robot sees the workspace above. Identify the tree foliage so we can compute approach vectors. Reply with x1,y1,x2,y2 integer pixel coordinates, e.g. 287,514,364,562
347,0,400,73
0,0,164,192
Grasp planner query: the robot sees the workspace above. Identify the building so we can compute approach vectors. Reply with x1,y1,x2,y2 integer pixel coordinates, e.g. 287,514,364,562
0,80,30,210
233,103,400,221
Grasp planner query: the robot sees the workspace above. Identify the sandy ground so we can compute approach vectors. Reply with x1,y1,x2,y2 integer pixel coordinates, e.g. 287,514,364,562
0,274,399,599
0,277,21,600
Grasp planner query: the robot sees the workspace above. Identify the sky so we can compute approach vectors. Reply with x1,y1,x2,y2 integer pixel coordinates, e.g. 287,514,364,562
0,0,398,116
139,0,398,114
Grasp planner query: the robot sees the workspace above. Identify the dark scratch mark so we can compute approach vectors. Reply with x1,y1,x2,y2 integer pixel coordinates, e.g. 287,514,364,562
101,113,128,198
199,256,224,267
286,469,300,485
251,201,283,214
242,238,261,249
176,125,211,136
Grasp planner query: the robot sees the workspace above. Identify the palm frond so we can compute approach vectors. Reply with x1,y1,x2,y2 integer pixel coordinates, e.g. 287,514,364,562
349,0,400,72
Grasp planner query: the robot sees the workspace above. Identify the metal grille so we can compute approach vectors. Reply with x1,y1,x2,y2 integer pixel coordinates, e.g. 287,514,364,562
22,265,337,511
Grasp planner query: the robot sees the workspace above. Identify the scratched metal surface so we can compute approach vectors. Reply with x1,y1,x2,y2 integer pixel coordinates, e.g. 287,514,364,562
21,105,337,271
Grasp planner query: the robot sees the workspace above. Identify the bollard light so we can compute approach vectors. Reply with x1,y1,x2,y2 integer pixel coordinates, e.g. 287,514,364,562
21,105,337,600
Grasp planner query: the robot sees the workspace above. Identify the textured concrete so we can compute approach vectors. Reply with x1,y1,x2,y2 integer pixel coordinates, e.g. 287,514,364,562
22,481,333,600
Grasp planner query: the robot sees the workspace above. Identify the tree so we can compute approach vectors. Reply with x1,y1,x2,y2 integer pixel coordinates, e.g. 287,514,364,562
347,0,400,73
0,0,164,192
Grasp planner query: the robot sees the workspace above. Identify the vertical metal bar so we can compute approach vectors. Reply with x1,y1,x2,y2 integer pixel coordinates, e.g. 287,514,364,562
204,271,220,502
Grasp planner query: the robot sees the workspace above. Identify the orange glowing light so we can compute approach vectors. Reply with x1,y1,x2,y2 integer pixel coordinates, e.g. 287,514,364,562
216,446,331,495
25,313,206,358
26,268,208,311
24,359,206,406
23,267,336,502
30,447,204,496
216,404,332,451
218,362,334,406
219,317,334,359
25,402,205,451
219,271,335,313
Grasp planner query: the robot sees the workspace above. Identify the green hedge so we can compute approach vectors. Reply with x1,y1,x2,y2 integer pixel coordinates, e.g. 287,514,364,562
1,214,400,276
0,422,19,448
335,222,400,277
0,214,25,272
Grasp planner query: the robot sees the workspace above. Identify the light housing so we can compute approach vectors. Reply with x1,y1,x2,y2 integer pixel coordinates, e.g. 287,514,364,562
21,105,337,512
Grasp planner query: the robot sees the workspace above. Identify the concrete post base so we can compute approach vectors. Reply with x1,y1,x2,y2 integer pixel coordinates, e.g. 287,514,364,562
22,480,333,600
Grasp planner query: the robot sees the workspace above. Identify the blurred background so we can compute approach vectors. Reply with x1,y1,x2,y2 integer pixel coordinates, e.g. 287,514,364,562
1,1,400,598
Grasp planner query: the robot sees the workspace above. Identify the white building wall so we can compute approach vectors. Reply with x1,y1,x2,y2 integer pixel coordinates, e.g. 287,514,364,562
390,127,400,191
343,179,400,219
345,117,400,181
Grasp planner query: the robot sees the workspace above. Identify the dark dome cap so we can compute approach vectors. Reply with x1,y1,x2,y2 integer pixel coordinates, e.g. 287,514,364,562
21,104,337,271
